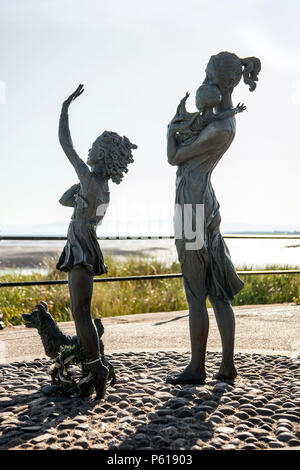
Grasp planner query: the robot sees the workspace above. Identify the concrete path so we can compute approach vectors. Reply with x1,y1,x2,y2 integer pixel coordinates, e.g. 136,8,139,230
0,303,299,363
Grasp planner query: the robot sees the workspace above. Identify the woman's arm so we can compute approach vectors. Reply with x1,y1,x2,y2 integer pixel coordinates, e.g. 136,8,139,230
59,84,90,183
59,183,80,207
167,112,200,164
167,121,230,166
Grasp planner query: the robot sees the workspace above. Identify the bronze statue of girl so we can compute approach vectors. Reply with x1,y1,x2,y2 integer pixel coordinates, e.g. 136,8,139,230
57,84,137,398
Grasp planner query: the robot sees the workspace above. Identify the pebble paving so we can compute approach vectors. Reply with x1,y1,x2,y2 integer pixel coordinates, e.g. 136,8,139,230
0,351,299,450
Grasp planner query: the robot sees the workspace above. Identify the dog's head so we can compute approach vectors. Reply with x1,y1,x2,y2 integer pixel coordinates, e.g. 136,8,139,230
22,301,50,329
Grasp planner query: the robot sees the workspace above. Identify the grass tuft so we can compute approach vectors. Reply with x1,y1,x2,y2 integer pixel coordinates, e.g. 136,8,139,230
0,255,299,326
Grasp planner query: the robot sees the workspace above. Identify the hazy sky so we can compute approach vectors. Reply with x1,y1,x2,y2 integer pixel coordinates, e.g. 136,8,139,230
1,0,300,234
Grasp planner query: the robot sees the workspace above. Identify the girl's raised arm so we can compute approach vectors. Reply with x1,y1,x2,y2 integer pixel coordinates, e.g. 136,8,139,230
59,84,90,183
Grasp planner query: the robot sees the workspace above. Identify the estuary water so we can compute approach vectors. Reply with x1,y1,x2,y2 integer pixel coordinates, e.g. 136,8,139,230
0,236,299,274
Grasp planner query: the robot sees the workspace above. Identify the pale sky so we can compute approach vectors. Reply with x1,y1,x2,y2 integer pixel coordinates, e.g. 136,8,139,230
1,0,300,235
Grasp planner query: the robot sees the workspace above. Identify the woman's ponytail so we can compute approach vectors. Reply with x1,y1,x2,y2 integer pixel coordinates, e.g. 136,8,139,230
241,57,261,92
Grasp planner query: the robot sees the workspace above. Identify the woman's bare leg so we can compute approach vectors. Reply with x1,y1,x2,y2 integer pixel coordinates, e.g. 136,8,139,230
209,296,237,379
167,248,209,384
167,290,208,384
185,286,209,378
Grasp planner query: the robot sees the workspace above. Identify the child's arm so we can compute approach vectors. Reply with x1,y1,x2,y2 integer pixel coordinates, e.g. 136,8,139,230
212,102,247,122
59,183,80,207
59,84,91,185
175,92,190,117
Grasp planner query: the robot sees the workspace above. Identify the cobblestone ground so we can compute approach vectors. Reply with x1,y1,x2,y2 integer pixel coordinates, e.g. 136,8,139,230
0,352,299,450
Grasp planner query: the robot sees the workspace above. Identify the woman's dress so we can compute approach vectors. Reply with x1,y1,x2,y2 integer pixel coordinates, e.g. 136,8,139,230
174,117,244,304
57,170,109,276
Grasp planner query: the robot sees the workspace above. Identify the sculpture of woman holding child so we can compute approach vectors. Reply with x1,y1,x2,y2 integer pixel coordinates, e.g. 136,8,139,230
167,52,261,385
57,84,137,398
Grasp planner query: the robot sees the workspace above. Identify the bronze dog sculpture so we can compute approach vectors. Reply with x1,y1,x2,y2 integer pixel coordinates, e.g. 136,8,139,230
22,301,116,387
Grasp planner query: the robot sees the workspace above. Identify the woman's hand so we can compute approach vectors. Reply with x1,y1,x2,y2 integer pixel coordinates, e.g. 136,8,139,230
63,84,84,107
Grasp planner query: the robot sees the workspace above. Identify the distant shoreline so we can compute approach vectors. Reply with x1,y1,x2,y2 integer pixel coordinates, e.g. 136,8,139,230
0,235,299,270
1,231,300,239
0,239,178,269
0,247,170,269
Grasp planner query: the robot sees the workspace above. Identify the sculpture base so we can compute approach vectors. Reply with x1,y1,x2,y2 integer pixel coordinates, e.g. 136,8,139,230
1,351,299,450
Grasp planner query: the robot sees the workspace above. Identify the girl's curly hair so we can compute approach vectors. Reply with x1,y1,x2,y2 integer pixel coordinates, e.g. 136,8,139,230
93,131,137,184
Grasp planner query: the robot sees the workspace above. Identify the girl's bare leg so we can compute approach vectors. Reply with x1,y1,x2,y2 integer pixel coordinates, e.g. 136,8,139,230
68,272,82,344
68,267,108,397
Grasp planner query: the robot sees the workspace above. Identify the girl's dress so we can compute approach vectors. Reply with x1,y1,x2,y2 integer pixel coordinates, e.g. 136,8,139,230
57,166,109,276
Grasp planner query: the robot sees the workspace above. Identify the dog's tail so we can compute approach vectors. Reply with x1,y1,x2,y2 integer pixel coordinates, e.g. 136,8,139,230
94,318,104,338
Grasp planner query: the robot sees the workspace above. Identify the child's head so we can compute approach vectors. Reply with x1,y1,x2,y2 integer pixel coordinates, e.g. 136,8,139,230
87,131,137,184
195,84,222,112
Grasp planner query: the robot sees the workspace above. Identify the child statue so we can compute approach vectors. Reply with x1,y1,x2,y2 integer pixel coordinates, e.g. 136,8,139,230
170,84,246,147
57,84,137,398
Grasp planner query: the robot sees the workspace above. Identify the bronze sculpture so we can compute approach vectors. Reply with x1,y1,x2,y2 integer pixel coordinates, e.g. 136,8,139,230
166,52,261,385
22,301,116,396
56,84,137,398
22,302,115,378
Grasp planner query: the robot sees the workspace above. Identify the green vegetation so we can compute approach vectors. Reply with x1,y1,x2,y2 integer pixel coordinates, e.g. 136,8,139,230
0,255,299,326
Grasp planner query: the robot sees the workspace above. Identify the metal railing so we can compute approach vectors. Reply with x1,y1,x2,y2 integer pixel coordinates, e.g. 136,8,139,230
0,234,300,288
1,234,300,240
